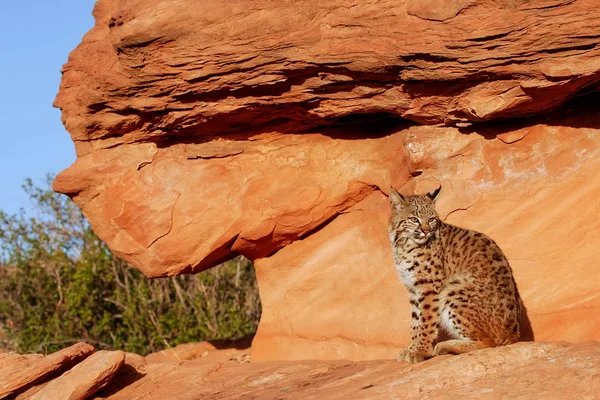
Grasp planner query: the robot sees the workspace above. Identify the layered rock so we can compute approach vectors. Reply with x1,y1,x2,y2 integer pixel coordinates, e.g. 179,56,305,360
0,343,143,400
30,350,125,400
53,0,600,360
0,343,94,398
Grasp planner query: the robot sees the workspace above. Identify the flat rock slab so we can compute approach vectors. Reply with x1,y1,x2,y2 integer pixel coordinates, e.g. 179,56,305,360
102,341,600,399
0,342,94,398
30,350,125,400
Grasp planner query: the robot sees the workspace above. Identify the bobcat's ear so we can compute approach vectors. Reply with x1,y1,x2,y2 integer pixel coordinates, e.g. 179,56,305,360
390,187,406,207
427,186,441,201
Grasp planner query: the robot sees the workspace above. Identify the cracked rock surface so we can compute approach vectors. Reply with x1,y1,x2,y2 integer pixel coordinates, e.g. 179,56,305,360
53,0,600,360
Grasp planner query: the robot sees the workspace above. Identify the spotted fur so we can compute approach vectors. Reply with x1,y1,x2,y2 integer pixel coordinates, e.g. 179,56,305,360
388,186,521,363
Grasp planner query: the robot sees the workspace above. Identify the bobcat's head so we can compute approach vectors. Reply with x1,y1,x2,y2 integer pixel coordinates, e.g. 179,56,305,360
389,186,441,246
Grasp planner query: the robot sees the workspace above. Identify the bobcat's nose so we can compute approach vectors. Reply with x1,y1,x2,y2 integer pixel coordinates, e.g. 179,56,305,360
421,228,430,235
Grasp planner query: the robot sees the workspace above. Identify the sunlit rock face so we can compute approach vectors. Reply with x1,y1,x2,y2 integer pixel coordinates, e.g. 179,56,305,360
54,0,600,360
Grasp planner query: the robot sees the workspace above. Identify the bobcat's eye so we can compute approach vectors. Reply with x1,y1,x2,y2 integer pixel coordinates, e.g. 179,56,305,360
408,217,419,224
428,217,437,223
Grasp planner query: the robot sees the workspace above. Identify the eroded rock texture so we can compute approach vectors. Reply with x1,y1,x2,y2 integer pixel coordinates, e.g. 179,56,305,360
54,0,600,360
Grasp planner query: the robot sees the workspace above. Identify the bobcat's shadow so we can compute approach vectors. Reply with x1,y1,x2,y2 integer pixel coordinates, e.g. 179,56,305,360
519,300,535,341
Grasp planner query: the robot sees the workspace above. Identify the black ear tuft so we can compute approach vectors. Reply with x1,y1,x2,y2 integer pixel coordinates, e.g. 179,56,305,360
389,187,406,205
427,186,441,201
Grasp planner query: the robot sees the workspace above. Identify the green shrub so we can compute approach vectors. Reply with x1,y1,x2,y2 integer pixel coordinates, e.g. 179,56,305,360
0,175,261,355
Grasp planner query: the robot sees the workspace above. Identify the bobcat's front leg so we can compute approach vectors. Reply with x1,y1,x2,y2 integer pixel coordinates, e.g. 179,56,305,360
398,285,440,363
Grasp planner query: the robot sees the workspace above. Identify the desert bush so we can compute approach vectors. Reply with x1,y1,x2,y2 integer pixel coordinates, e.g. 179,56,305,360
0,175,261,355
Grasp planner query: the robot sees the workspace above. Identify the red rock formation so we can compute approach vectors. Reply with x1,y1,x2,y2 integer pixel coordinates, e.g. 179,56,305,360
53,0,600,360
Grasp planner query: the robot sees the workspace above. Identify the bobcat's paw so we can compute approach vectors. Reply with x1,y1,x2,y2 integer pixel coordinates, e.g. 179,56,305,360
397,349,430,363
433,342,450,356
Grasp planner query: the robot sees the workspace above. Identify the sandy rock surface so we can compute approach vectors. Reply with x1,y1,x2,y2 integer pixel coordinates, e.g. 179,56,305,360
2,342,598,398
102,341,600,399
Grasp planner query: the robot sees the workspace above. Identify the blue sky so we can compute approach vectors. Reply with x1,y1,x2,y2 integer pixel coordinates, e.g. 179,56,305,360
0,0,96,215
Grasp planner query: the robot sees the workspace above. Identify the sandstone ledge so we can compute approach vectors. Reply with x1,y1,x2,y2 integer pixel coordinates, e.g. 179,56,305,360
105,341,600,399
4,341,599,399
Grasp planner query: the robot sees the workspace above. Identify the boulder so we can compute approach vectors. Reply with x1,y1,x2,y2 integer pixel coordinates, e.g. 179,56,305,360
53,0,600,359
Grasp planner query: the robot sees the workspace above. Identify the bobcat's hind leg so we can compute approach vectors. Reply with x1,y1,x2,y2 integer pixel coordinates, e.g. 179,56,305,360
433,339,492,355
436,279,496,356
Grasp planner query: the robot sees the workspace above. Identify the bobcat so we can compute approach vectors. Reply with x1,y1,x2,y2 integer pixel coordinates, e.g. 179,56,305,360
388,186,521,363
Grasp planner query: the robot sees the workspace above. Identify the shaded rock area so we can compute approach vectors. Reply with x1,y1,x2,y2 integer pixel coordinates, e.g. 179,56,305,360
52,0,600,362
3,341,599,399
253,106,600,360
